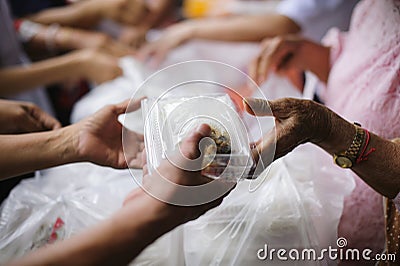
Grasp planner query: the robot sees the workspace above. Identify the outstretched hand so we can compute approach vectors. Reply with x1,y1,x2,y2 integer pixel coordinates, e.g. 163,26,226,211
244,97,332,165
72,98,145,169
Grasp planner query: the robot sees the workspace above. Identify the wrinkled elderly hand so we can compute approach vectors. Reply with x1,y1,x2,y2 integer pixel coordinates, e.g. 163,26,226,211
249,35,330,86
244,97,332,165
124,124,234,225
71,98,145,169
0,99,61,134
98,0,149,26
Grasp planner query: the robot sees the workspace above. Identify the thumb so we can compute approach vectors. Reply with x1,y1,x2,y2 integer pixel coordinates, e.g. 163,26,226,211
179,124,211,160
243,98,273,116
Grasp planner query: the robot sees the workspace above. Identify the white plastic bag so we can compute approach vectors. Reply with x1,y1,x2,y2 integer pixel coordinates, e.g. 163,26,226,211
183,144,354,266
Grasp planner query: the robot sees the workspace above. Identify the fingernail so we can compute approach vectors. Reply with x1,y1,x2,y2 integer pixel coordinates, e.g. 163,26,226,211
243,98,255,115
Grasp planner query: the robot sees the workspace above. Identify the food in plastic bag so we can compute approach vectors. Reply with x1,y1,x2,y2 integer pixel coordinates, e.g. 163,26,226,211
142,94,255,181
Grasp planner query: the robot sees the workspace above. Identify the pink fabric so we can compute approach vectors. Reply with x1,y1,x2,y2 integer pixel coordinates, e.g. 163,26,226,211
321,0,400,262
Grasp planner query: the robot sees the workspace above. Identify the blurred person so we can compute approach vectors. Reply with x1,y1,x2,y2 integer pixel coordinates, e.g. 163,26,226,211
10,0,166,50
16,0,149,29
0,0,123,115
248,0,400,263
138,0,359,65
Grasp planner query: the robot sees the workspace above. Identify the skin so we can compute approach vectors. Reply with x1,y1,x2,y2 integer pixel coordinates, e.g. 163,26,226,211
26,0,149,29
0,100,61,134
0,99,144,179
244,97,400,199
118,0,176,49
9,124,231,266
29,25,135,57
249,35,331,85
138,14,300,65
0,49,122,96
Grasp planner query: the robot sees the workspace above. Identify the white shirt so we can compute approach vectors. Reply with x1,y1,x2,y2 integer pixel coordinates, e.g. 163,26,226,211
277,0,360,41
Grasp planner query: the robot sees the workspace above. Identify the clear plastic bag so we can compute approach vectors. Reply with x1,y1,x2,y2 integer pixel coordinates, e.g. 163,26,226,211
142,94,255,181
0,164,183,265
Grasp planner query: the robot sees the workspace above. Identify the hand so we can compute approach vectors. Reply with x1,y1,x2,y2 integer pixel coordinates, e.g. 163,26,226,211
118,26,147,49
249,35,330,85
77,49,123,84
62,29,135,57
0,99,61,134
244,97,332,165
98,0,149,26
137,22,194,66
72,98,145,169
124,124,234,225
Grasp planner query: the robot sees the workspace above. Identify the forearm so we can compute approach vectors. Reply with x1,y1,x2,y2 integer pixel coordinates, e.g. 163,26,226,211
0,52,83,96
0,126,78,179
300,40,331,83
11,191,177,266
30,26,86,52
188,14,300,42
26,1,102,28
315,108,400,198
143,0,175,29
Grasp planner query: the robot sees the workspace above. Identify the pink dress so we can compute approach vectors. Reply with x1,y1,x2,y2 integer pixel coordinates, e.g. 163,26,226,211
321,0,400,261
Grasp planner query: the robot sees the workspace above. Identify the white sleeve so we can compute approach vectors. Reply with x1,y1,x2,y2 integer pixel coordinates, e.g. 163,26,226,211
276,0,356,41
276,0,346,28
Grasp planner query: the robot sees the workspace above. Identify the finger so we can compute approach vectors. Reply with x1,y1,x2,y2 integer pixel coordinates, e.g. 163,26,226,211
248,56,261,84
142,149,147,166
143,164,148,175
136,43,156,61
115,97,146,114
179,124,211,160
19,114,45,133
151,48,168,68
243,98,273,117
257,48,278,84
29,105,61,130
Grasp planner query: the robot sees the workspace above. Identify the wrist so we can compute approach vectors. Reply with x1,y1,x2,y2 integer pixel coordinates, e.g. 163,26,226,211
301,40,331,82
117,191,181,242
313,107,355,155
59,124,86,164
69,49,93,79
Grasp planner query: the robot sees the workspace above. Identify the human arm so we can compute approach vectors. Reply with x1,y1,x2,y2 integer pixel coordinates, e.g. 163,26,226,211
118,0,176,48
248,35,331,85
0,99,144,179
9,124,232,266
0,49,122,96
244,97,400,199
25,22,135,57
26,0,148,28
138,14,300,64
